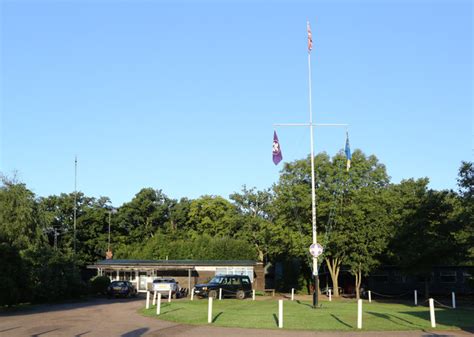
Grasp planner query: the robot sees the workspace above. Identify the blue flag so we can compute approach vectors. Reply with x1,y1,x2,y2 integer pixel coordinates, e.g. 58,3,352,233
272,131,283,165
345,133,352,171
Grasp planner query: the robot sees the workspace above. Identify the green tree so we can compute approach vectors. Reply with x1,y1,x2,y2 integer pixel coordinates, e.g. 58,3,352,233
271,150,390,295
390,179,459,298
230,186,275,262
187,196,241,237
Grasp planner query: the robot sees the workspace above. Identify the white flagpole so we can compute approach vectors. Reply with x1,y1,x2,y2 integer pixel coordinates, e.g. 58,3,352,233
307,21,319,309
272,21,348,308
74,155,77,255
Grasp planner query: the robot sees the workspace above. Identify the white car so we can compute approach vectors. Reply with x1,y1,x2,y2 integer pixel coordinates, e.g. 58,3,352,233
152,278,180,298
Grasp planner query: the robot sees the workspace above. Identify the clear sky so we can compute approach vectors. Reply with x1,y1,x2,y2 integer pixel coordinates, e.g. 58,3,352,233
1,0,472,206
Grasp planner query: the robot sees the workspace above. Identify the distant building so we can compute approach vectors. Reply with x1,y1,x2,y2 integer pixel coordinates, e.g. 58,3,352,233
367,266,474,296
88,259,264,292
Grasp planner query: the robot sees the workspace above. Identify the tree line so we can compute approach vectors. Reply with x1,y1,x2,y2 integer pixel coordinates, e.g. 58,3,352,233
0,150,472,305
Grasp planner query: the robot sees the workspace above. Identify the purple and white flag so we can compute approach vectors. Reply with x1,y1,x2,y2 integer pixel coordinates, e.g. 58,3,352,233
272,131,283,165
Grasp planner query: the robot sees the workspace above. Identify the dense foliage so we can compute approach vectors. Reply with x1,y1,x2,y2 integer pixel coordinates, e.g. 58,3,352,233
0,155,472,305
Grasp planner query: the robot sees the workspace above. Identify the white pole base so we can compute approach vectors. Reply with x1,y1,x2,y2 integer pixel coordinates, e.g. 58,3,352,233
278,299,283,328
208,297,213,324
429,298,436,328
357,299,362,329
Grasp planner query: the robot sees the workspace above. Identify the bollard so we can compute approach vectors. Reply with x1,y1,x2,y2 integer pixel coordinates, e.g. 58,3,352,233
168,288,172,303
429,298,436,328
208,297,213,324
329,289,332,302
152,291,157,306
368,290,372,303
156,293,161,315
146,291,150,309
291,288,294,301
414,290,418,306
219,288,222,300
452,292,456,309
191,287,195,301
357,299,362,329
252,289,255,301
278,299,283,328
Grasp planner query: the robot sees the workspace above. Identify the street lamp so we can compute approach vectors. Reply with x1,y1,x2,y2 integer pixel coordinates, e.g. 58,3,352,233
107,208,117,259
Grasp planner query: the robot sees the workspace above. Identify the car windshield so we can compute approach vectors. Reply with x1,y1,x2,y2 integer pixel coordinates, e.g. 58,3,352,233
209,276,225,284
153,279,175,283
111,281,127,287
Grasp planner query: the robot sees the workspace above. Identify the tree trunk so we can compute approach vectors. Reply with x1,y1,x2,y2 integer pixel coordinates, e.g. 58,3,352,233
326,257,341,297
354,266,362,300
424,277,430,299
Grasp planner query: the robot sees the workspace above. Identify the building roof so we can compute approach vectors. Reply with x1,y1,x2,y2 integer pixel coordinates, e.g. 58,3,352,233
88,259,257,269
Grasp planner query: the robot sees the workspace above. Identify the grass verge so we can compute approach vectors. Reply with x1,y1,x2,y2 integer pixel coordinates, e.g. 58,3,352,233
140,298,474,331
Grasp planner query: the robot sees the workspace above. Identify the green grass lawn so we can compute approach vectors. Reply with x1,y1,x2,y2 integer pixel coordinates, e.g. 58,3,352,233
140,298,474,331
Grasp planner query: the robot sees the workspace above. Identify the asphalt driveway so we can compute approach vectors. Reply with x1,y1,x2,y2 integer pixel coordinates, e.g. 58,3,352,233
0,296,471,337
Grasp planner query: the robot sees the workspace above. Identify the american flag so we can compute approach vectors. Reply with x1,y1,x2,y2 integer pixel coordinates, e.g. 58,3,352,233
307,21,313,52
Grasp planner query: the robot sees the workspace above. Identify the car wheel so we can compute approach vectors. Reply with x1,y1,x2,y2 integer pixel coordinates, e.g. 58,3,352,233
208,290,218,299
236,290,245,300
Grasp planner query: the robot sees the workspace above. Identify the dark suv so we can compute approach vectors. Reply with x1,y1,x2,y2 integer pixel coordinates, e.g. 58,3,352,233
194,274,252,300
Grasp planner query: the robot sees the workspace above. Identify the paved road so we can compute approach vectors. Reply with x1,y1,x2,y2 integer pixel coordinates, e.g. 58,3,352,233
0,297,472,337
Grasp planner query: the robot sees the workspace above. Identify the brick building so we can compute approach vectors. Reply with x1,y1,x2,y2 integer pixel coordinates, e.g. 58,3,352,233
88,259,264,293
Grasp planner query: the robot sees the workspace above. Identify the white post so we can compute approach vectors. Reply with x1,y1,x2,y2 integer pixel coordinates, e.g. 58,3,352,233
429,298,436,328
146,291,150,309
252,289,255,301
152,291,157,305
278,299,283,328
191,287,195,301
208,297,213,324
328,289,332,302
357,299,362,329
156,293,161,315
414,290,418,306
219,288,222,300
452,292,456,309
168,288,172,303
368,290,372,303
291,288,294,301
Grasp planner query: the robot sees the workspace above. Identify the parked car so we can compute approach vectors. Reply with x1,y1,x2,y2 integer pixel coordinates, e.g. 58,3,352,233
107,280,138,298
152,278,181,298
194,274,252,300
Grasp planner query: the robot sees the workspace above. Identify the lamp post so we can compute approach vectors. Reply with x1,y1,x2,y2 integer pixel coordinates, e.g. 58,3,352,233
107,208,117,259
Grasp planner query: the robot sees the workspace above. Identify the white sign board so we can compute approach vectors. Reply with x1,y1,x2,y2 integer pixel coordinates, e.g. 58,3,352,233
309,243,324,257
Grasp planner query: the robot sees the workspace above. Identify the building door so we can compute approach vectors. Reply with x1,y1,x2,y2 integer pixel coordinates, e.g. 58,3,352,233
139,272,147,291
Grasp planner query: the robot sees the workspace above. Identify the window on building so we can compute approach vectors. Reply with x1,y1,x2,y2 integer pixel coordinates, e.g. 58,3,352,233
440,271,457,283
371,271,389,283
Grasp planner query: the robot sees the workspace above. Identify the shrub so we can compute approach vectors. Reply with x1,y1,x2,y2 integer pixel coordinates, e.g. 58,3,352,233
90,275,111,295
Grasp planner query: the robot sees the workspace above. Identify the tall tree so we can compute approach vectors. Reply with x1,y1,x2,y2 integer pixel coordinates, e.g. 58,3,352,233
230,186,275,262
390,179,459,298
187,195,241,237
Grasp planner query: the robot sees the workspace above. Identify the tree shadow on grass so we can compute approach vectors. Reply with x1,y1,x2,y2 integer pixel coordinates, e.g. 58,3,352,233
367,311,424,329
212,312,223,323
330,314,352,328
400,310,474,334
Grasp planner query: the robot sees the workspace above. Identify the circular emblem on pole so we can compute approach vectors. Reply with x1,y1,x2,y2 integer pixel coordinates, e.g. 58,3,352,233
309,243,324,257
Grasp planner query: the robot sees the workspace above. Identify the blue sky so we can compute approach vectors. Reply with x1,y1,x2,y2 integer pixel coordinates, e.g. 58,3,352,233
1,0,472,206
